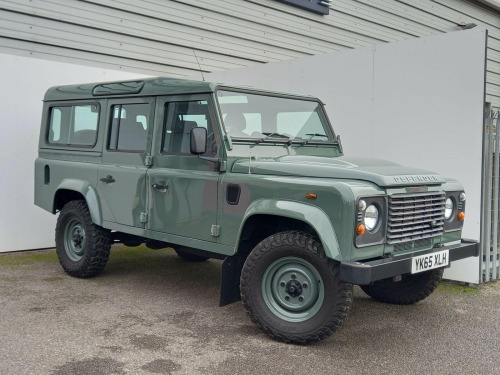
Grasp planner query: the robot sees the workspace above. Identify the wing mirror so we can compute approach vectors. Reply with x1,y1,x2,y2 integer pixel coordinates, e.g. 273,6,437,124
190,127,207,155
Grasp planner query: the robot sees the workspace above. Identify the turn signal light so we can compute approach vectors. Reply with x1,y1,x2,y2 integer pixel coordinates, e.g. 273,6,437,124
457,211,465,221
306,193,317,200
356,223,366,235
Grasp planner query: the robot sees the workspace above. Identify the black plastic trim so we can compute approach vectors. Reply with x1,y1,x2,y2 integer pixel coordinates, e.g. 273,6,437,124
226,184,241,205
340,239,479,285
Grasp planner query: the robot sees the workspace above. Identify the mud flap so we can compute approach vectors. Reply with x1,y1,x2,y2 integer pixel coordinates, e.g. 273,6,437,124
220,255,247,306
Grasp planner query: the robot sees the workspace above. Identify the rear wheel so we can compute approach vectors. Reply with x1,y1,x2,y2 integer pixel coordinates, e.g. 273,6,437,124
55,200,111,278
360,268,443,305
240,231,353,344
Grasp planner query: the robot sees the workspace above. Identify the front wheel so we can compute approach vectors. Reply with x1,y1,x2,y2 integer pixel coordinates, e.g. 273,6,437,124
55,200,111,278
360,268,443,305
240,231,353,344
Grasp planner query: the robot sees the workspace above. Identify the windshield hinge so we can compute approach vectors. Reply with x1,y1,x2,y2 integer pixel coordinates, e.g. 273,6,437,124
145,155,153,167
140,212,148,223
224,134,233,150
211,225,221,237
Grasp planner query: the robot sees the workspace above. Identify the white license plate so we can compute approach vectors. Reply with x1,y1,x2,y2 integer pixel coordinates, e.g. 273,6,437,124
411,250,449,274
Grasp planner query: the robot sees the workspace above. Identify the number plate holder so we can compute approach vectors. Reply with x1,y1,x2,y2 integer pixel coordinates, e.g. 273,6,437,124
411,249,449,274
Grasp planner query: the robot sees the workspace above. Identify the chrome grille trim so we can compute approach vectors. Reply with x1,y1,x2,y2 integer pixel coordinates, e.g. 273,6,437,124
387,192,445,244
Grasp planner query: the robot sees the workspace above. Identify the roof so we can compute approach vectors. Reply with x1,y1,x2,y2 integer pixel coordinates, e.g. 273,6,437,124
44,77,217,101
43,76,320,102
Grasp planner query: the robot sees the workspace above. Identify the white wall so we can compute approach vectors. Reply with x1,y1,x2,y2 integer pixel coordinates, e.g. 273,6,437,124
206,28,486,283
1,28,486,282
0,53,147,252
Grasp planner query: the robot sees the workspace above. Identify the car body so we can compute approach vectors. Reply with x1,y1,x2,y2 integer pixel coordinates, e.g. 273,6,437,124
35,77,478,343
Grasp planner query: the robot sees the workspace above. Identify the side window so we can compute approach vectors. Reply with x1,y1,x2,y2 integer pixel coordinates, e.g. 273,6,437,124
47,104,99,146
108,103,150,152
162,101,217,155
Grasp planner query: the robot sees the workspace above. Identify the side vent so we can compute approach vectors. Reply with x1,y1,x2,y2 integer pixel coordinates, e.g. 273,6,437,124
44,165,50,185
226,184,241,205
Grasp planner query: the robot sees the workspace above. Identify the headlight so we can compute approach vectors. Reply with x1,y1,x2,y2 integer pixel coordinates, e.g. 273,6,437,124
355,196,386,247
444,198,454,220
444,191,466,232
364,204,379,231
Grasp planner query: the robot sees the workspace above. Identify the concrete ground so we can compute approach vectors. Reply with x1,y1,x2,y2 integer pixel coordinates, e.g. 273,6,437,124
0,246,498,375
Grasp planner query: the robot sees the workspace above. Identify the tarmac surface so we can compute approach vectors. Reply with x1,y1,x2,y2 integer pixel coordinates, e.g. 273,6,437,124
0,245,499,375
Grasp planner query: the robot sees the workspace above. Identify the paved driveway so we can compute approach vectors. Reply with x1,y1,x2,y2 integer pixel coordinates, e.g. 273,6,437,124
0,246,498,375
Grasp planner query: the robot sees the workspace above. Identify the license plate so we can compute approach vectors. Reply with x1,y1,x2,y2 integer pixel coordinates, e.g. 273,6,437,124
411,250,449,274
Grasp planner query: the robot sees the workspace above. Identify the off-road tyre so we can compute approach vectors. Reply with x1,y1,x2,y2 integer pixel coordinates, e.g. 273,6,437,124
55,200,111,278
240,231,353,344
360,268,443,305
174,248,209,262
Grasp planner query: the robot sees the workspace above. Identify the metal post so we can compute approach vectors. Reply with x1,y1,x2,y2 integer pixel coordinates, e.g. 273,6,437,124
494,113,500,280
485,112,494,282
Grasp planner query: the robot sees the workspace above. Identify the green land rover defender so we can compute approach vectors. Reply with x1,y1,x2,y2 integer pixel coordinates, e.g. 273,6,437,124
35,77,478,343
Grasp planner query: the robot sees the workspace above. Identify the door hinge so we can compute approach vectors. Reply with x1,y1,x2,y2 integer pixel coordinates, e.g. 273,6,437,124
211,225,221,237
145,155,153,167
140,212,148,223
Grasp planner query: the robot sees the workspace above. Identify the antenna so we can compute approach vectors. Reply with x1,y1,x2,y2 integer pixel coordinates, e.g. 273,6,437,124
193,49,205,81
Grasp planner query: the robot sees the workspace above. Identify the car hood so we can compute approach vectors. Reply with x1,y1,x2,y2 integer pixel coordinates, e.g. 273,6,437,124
231,155,445,187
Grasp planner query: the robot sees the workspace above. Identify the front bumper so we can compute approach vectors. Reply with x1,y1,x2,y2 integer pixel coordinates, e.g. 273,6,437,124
339,239,479,285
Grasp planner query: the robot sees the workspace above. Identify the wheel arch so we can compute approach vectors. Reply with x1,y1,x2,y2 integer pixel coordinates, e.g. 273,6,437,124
53,179,103,226
236,199,342,261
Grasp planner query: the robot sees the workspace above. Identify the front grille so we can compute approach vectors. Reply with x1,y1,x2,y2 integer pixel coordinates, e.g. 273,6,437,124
394,238,432,252
387,192,445,244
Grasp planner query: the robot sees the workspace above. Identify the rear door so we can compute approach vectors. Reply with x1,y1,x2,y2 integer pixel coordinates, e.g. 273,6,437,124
147,94,221,242
97,97,155,228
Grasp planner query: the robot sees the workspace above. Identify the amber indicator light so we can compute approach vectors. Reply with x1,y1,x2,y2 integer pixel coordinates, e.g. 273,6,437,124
356,223,366,235
457,211,465,221
306,193,317,200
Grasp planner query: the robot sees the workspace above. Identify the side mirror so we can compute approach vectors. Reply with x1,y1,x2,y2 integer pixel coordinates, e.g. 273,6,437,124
190,127,207,155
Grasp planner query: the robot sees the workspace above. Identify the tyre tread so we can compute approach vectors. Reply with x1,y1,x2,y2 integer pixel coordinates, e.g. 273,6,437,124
240,230,353,344
360,268,443,305
55,200,111,278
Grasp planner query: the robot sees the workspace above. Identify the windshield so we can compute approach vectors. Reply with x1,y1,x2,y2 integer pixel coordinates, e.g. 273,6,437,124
216,90,334,142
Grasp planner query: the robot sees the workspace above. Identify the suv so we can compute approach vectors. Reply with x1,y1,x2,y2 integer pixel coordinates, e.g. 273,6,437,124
35,77,478,343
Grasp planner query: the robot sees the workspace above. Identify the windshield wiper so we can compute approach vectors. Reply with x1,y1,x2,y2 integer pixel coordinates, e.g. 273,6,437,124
255,132,292,144
298,133,328,145
261,132,291,139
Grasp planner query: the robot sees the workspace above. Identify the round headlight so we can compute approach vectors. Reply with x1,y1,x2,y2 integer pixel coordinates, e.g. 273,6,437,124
364,204,379,231
445,198,454,220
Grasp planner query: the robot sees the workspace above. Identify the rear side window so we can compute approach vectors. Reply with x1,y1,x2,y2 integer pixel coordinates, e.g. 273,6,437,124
108,103,150,152
47,104,99,146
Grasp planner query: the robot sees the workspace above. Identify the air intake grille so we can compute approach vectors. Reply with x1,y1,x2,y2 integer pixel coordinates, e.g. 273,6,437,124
387,192,445,244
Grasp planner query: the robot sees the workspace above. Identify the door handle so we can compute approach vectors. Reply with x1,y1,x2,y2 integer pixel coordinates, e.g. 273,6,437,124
152,182,168,191
100,175,115,184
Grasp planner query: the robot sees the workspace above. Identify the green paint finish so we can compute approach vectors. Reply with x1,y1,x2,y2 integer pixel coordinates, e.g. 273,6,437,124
231,156,445,187
35,77,470,272
239,199,342,260
262,257,324,322
43,77,318,103
55,179,103,225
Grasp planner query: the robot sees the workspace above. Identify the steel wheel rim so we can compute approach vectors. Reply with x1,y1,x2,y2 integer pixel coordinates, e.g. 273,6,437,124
63,218,86,261
262,256,324,322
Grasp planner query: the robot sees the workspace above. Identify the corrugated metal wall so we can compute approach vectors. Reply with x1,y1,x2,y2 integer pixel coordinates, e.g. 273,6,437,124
0,0,499,106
